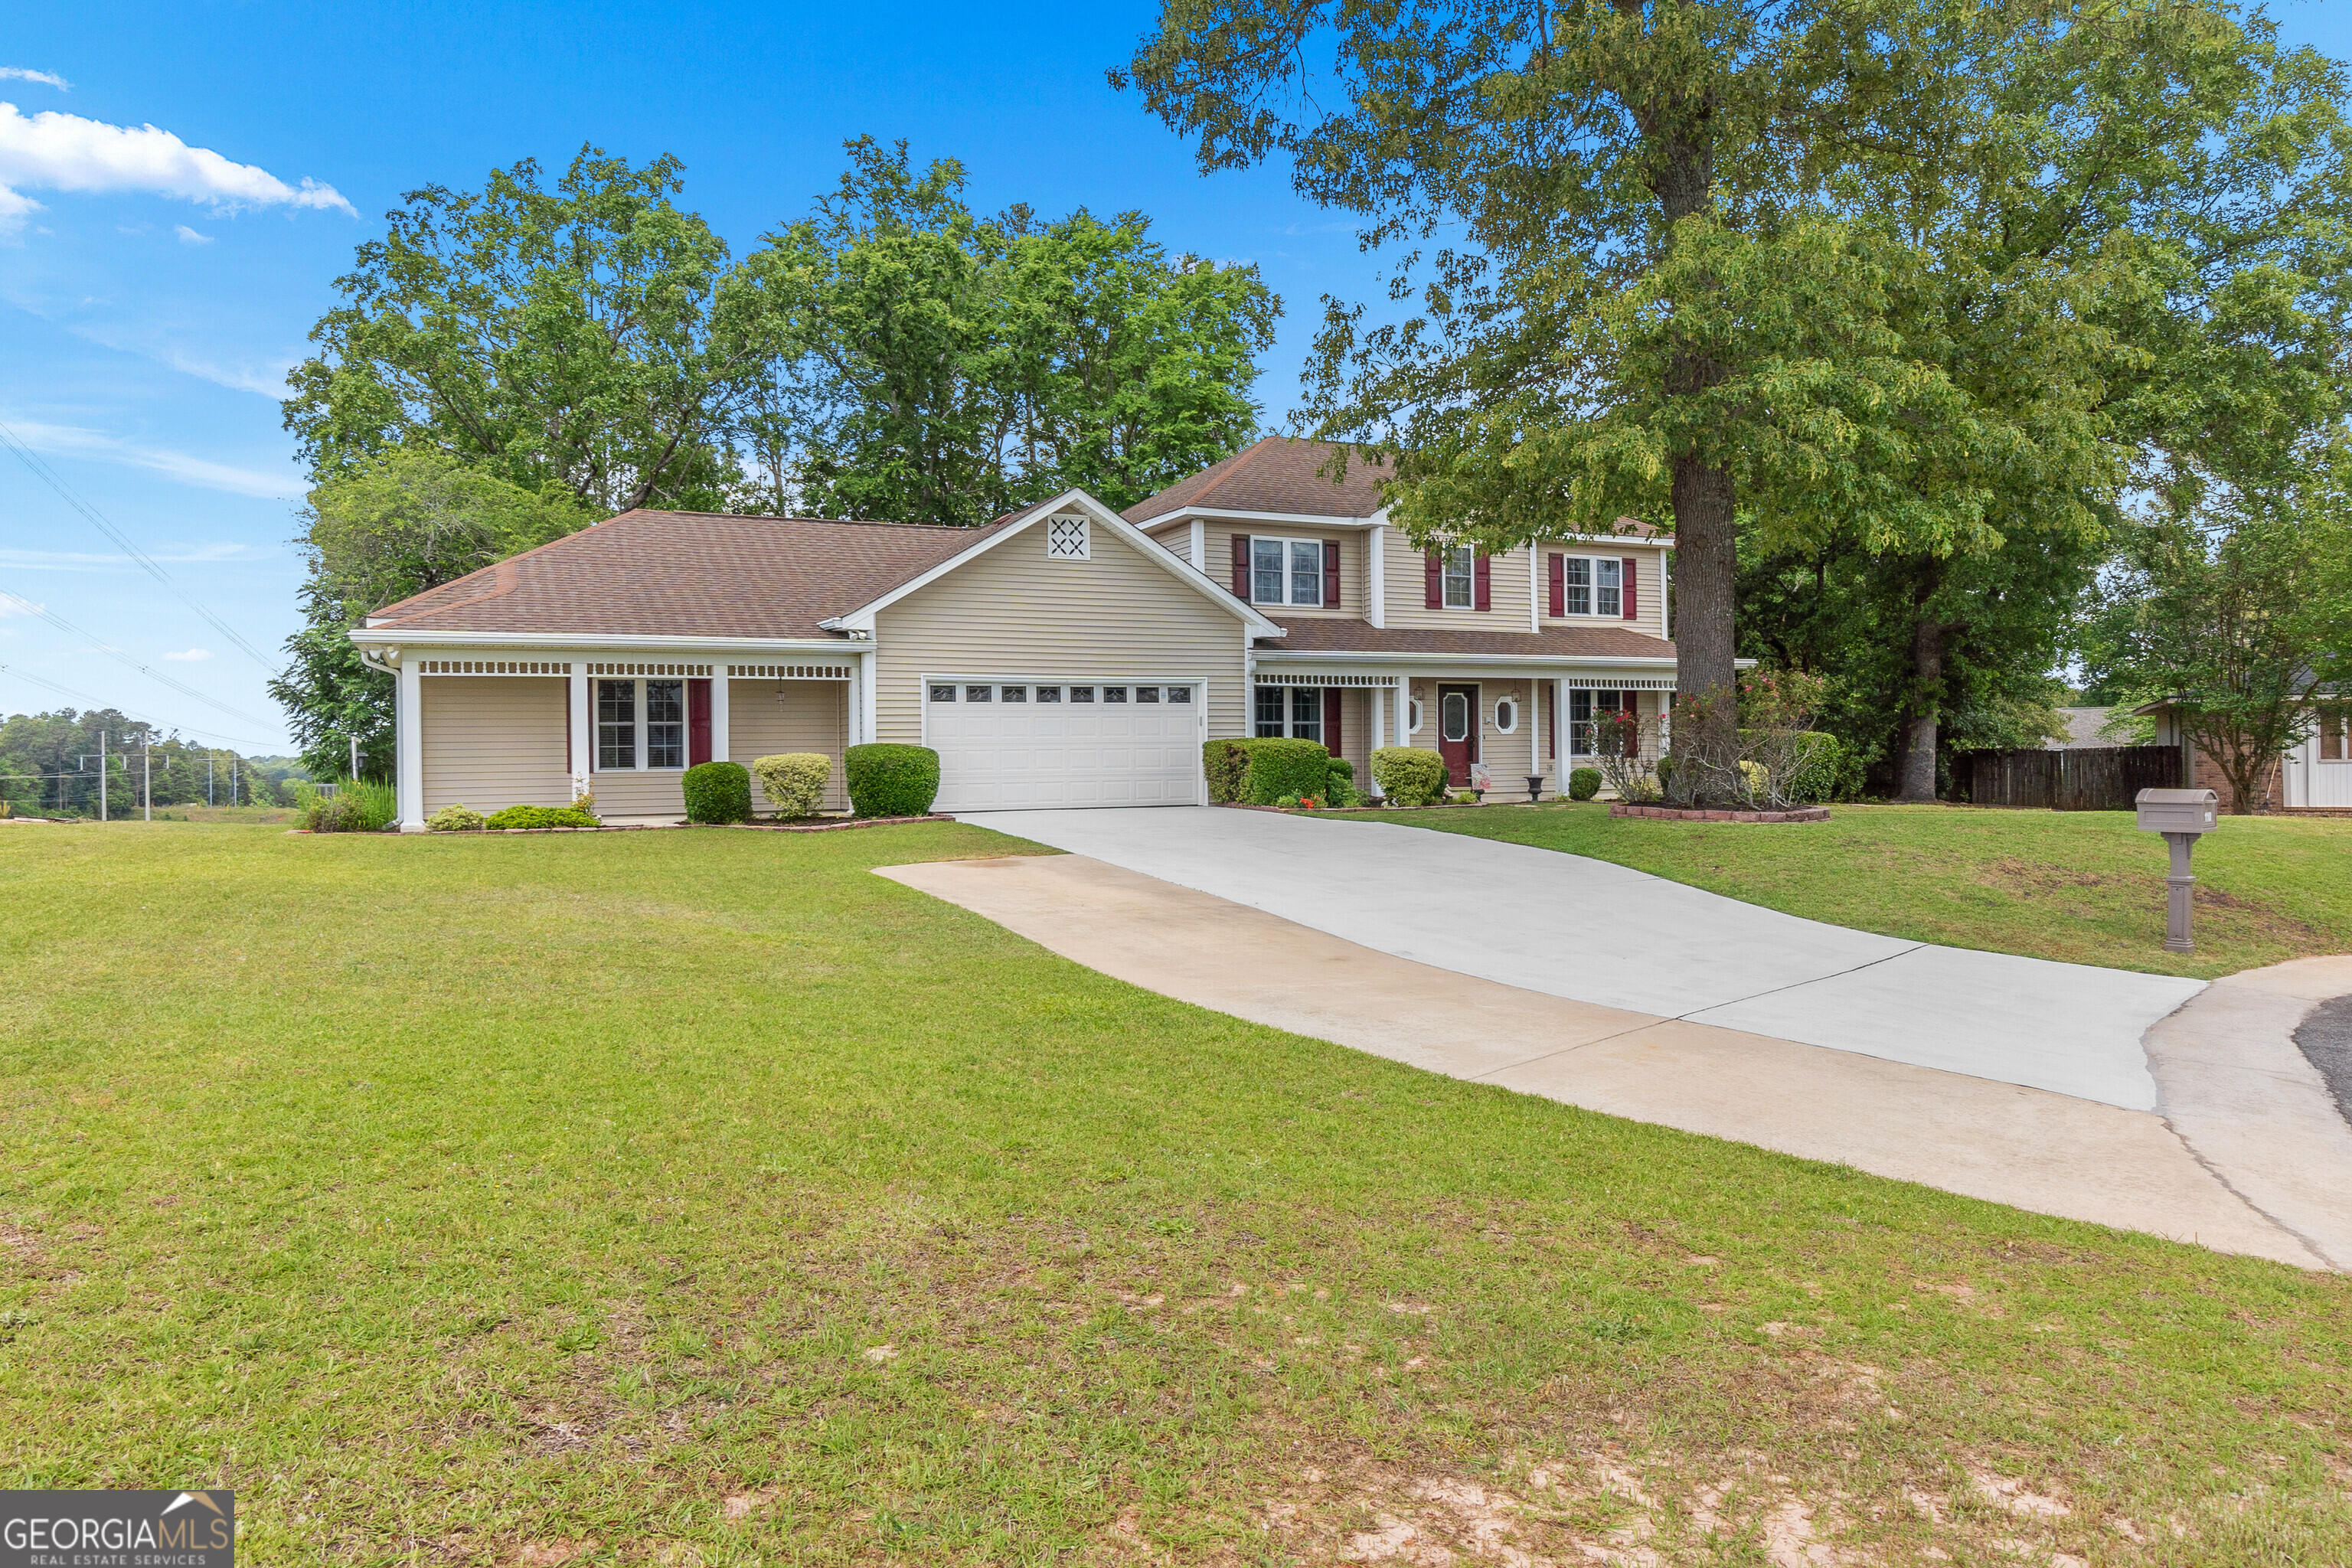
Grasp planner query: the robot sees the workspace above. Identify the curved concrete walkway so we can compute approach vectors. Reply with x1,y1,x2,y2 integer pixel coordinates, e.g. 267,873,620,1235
882,851,2352,1268
958,807,2203,1110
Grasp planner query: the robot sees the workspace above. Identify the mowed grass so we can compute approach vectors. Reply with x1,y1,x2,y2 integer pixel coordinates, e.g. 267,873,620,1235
2,824,2349,1566
1333,801,2352,981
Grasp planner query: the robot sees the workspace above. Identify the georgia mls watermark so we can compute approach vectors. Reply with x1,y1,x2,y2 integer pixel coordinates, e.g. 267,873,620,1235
2,1490,233,1568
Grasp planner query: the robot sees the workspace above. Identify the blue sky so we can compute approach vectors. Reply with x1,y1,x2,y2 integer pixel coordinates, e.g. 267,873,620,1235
2,2,2346,752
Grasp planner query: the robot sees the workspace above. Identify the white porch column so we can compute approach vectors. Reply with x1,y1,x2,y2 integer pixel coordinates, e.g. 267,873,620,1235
1529,678,1541,777
568,664,591,798
710,668,731,763
1394,675,1410,747
855,648,878,746
1527,544,1540,633
1557,678,1571,776
395,655,424,831
1367,524,1387,628
1368,683,1387,799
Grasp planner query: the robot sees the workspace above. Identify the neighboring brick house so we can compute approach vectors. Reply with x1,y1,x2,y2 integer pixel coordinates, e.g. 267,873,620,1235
2135,697,2350,813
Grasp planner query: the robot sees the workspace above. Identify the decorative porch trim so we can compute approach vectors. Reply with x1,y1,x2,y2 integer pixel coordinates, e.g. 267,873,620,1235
728,663,854,680
586,662,714,677
1250,671,1394,687
414,658,568,675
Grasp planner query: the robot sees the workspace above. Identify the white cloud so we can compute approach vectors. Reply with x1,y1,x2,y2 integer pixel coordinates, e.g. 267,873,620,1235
173,223,211,245
0,543,270,571
162,646,211,662
2,417,302,499
0,592,44,616
0,100,355,236
0,69,69,92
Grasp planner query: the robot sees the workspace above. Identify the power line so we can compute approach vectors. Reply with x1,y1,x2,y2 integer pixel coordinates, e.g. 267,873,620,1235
0,663,278,749
0,588,279,729
0,416,281,671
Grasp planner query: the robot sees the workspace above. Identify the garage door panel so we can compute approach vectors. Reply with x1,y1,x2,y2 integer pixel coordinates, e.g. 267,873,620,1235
929,682,1200,810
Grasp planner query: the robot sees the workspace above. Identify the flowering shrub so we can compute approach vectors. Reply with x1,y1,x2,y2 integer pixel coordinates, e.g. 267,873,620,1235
427,803,486,831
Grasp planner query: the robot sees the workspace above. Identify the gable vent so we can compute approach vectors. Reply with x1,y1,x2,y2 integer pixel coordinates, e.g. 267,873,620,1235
1046,515,1090,560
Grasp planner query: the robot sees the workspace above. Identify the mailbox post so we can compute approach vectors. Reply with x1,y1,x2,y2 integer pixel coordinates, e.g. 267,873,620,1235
2135,787,2219,952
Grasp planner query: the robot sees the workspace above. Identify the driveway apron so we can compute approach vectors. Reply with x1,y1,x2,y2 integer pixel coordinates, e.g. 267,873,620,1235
956,806,2204,1111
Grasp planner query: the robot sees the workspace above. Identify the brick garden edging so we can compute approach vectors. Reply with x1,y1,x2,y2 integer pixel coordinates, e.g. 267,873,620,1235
724,814,954,832
1609,803,1830,825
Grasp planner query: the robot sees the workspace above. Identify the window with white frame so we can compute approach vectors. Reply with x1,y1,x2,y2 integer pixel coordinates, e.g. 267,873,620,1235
1250,536,1328,606
1254,684,1324,742
1047,515,1089,559
595,677,690,770
1566,689,1628,756
1442,544,1475,609
1494,696,1518,734
1408,697,1425,734
1558,556,1622,617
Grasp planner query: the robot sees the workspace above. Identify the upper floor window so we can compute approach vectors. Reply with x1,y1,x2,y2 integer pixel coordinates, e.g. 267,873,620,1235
1557,556,1622,617
1250,536,1328,606
1442,544,1475,609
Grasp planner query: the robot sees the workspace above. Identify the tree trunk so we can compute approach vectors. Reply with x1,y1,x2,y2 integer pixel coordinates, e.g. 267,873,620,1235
1670,455,1739,785
1895,611,1945,803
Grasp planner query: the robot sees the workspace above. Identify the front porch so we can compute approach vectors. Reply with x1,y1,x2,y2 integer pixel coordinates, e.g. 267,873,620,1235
1246,665,1677,802
383,653,861,828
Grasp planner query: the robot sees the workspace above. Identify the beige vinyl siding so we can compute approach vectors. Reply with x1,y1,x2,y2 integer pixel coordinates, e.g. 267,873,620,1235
1536,541,1671,640
1191,521,1367,618
727,678,849,812
421,676,570,814
1377,534,1537,632
588,766,687,819
874,518,1250,745
1340,685,1374,787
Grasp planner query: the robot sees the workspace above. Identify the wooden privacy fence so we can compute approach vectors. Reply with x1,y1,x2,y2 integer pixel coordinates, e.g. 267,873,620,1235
1959,746,2180,811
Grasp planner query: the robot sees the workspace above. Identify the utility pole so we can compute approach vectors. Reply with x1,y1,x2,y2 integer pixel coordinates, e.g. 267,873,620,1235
140,734,152,822
348,733,361,783
98,731,108,822
207,750,215,807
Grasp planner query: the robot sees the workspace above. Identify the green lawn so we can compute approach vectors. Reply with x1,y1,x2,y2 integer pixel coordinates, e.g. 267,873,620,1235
2,823,2348,1565
1321,800,2352,981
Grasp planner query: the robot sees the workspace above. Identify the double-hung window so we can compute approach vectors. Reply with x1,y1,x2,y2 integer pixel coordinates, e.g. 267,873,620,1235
1253,684,1325,743
1557,557,1622,617
1566,689,1626,756
596,680,636,769
1442,544,1475,609
595,677,689,771
1250,536,1328,606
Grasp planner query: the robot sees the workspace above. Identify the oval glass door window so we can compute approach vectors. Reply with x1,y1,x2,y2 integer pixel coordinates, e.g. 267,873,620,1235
1442,691,1470,743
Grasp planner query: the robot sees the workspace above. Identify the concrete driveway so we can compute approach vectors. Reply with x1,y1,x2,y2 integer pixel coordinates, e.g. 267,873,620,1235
956,806,2205,1111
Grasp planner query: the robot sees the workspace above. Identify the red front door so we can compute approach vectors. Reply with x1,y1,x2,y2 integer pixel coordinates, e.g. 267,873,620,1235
1437,683,1478,785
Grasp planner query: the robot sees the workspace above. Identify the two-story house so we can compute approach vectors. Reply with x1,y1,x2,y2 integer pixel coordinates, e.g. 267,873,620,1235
1126,436,1679,800
351,438,1679,827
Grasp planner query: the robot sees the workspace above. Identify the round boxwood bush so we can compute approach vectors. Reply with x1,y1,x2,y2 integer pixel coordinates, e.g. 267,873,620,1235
682,760,753,824
1371,746,1449,806
1567,766,1602,801
844,743,940,818
752,752,832,817
427,803,486,831
1239,737,1338,805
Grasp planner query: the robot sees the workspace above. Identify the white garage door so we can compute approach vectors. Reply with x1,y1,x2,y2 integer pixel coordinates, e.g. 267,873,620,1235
926,681,1203,810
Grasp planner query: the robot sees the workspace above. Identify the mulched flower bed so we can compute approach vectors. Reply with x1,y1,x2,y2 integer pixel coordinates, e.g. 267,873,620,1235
1609,803,1830,824
724,814,953,832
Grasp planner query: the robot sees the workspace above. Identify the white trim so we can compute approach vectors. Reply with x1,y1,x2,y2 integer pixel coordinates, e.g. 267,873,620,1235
1527,544,1540,633
1393,676,1409,747
710,671,730,763
857,649,877,746
831,489,1285,639
396,658,423,831
1243,533,1337,609
1256,650,1694,673
1494,693,1520,735
353,629,854,654
1661,552,1671,641
1367,522,1386,629
1550,531,1675,547
1188,518,1205,571
567,665,591,797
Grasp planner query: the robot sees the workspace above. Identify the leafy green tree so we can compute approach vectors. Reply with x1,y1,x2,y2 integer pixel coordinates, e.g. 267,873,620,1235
2079,470,2352,814
284,148,764,514
733,138,1277,524
1121,1,2350,800
0,710,287,817
268,452,593,781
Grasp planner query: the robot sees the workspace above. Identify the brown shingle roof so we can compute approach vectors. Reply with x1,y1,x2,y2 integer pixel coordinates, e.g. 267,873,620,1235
1123,436,1390,523
1260,619,1676,660
364,509,1012,639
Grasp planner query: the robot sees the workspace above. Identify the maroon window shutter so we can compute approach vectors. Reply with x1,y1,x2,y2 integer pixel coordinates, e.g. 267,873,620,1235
1324,540,1341,607
1231,534,1250,598
1323,687,1342,758
688,678,713,766
1547,553,1564,616
1474,552,1492,611
1424,549,1442,609
1622,557,1638,619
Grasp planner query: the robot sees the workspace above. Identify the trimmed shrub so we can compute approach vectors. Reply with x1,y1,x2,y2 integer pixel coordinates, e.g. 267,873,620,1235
485,803,599,830
753,753,831,818
427,803,486,832
1371,746,1449,806
1777,731,1863,803
1567,766,1602,801
1202,739,1251,804
682,760,753,824
1236,737,1336,805
303,792,368,832
845,743,940,818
